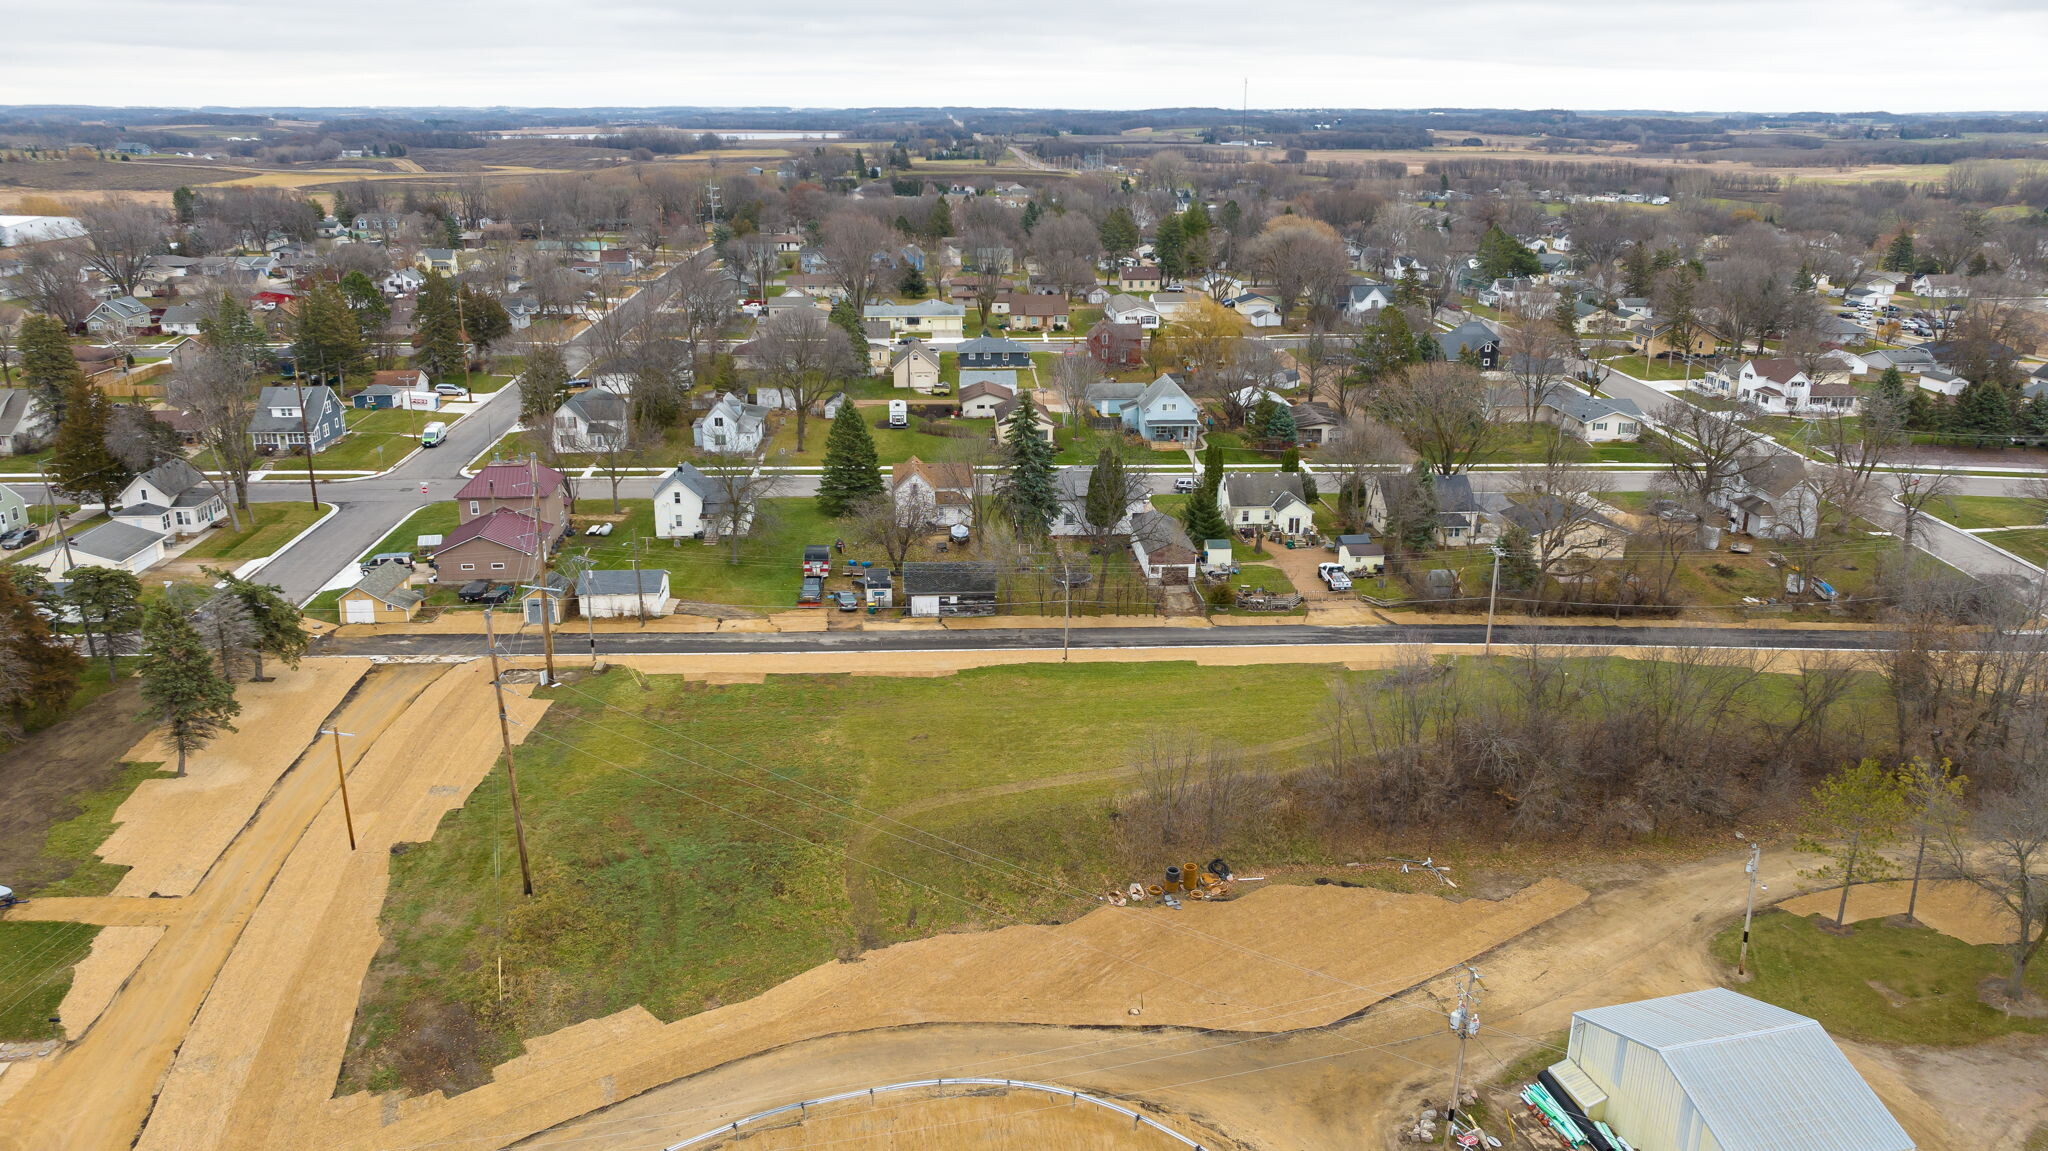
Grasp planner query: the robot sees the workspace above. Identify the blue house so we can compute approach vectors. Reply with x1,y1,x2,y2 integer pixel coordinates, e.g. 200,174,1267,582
956,335,1033,370
248,385,346,455
1119,375,1201,442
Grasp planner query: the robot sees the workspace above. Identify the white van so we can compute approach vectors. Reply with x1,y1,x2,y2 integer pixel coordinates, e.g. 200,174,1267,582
887,400,908,429
420,421,448,447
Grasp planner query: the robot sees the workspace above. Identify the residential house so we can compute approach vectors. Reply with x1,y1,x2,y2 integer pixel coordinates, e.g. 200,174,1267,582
338,563,426,624
1050,465,1145,537
248,385,345,455
1219,473,1315,536
1541,392,1645,442
692,392,769,454
552,389,630,454
1104,293,1163,329
86,295,154,336
1635,319,1721,361
432,508,547,583
598,249,639,277
959,378,1017,419
1334,533,1386,575
1499,493,1630,570
1087,322,1147,366
1912,273,1969,299
56,521,165,577
902,561,999,617
992,394,1058,445
1713,454,1820,539
1342,282,1395,319
1117,265,1163,292
1850,346,1936,377
864,300,965,338
1291,402,1342,446
0,390,52,456
892,457,976,528
157,303,206,336
957,335,1034,370
652,461,752,539
1129,510,1200,582
889,341,943,393
456,459,571,542
1241,302,1283,328
1150,291,1194,321
577,569,675,619
381,268,426,295
415,248,461,275
1916,367,1970,397
1085,379,1146,418
762,232,805,254
1436,319,1502,369
114,459,227,538
352,370,441,411
1732,357,1811,412
0,483,28,536
1427,473,1506,547
1001,293,1069,331
1118,374,1201,442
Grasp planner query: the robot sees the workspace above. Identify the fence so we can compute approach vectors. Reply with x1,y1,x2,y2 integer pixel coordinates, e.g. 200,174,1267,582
662,1078,1210,1150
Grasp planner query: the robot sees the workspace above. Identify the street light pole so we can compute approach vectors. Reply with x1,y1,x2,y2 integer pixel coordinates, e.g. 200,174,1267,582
1483,546,1504,655
1736,838,1763,976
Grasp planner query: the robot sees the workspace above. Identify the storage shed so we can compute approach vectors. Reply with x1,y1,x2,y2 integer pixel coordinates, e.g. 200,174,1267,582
901,561,998,617
1560,988,1912,1151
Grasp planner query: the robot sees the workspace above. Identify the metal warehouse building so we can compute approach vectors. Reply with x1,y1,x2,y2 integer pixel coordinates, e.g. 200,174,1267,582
1554,988,1913,1151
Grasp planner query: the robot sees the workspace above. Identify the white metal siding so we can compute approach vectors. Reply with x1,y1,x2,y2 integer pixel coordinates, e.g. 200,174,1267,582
1610,1036,1696,1151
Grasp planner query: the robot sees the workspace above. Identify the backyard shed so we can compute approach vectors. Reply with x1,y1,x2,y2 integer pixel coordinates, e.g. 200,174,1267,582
339,562,425,624
1560,988,1913,1151
902,561,998,617
576,569,674,619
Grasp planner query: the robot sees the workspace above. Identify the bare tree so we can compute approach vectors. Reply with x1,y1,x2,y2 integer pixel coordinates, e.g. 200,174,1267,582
1507,462,1616,582
1942,768,2048,999
165,345,260,528
818,211,893,314
78,199,166,298
1116,738,1275,858
1249,216,1351,325
1895,468,1962,551
1295,326,1352,408
1500,320,1572,422
1645,399,1766,515
849,489,934,568
1049,350,1096,428
669,252,737,376
752,308,858,453
0,305,21,385
12,243,94,329
1375,362,1498,476
696,455,785,564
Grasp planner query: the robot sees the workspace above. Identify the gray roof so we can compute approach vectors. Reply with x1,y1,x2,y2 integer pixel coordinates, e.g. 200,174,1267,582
1129,510,1196,559
1222,472,1306,510
350,562,425,608
901,561,999,597
70,520,164,563
1574,989,1912,1151
94,295,151,321
955,335,1032,356
1130,373,1196,418
133,459,210,502
249,385,341,435
958,369,1018,391
656,461,713,499
576,569,670,597
561,389,628,426
865,299,963,319
1105,292,1158,314
1436,319,1499,359
0,389,43,439
158,304,206,325
1085,380,1146,406
1544,391,1643,424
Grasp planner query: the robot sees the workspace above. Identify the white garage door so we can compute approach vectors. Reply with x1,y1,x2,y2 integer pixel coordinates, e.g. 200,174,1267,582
342,598,375,624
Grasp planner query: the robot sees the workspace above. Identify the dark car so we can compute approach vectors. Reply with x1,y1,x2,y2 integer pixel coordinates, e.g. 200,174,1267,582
798,577,823,604
0,526,40,550
457,579,494,602
834,590,859,612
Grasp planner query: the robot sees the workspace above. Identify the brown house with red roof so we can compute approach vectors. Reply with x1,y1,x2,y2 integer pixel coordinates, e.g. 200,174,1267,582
456,459,572,534
431,508,548,584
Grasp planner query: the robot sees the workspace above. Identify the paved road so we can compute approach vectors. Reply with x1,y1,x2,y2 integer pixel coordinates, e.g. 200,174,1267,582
323,621,1900,659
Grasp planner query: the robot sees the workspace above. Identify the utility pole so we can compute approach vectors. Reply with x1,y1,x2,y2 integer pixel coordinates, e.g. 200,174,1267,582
631,537,647,623
524,455,557,686
482,608,536,897
1483,546,1504,655
41,483,76,573
322,727,358,850
1736,837,1763,976
1443,966,1483,1147
293,363,321,511
1060,547,1072,663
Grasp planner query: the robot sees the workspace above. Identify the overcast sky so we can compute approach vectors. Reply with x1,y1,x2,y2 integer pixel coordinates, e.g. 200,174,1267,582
8,1,2046,114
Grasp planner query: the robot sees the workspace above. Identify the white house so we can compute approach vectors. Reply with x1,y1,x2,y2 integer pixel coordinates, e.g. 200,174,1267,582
891,457,975,528
0,389,52,456
114,459,227,538
381,268,426,295
865,299,966,339
1219,473,1314,536
1540,392,1645,442
1334,533,1386,575
1342,282,1394,318
1104,293,1163,329
57,521,165,576
86,295,153,337
1911,273,1969,299
958,378,1015,419
889,341,943,392
1128,511,1200,582
1242,303,1282,328
1050,466,1145,537
577,569,675,619
0,483,29,536
1916,367,1970,397
652,461,751,539
157,304,206,336
691,392,768,454
1713,454,1820,539
552,390,630,454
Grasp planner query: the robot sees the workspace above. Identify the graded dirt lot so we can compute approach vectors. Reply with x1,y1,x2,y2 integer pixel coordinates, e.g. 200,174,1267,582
0,680,158,895
1776,880,2012,946
649,1085,1224,1151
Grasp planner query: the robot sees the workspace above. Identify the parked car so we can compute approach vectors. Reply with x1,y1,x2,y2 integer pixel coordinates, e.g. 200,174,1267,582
0,526,40,550
834,591,859,612
1173,476,1197,493
433,383,469,397
798,577,824,604
802,545,831,577
360,551,413,573
1316,562,1352,591
457,580,512,604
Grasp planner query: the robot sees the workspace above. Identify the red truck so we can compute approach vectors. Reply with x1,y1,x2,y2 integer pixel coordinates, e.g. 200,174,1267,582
802,545,832,578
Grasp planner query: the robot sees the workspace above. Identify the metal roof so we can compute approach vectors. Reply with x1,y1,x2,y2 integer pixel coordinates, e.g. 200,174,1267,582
1576,989,1913,1151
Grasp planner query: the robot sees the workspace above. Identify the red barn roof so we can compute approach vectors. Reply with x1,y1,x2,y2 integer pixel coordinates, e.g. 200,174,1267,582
456,460,567,502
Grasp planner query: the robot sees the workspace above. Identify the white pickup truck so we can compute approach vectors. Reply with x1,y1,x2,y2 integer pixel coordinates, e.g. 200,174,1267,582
1316,562,1352,591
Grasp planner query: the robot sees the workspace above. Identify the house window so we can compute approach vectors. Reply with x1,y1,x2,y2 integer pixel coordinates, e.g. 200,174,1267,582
490,562,507,570
672,491,682,504
460,563,476,571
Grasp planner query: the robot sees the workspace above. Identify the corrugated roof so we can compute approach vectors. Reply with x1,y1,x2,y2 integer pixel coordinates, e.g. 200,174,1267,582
1577,989,1913,1151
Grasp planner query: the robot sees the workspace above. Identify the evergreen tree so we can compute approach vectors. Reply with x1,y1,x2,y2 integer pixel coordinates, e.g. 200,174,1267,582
458,285,512,361
0,566,83,723
1153,213,1187,281
1280,446,1300,473
1201,440,1224,496
138,602,241,777
20,313,81,423
1352,305,1424,384
1874,365,1909,408
1497,523,1539,591
199,293,267,370
1475,224,1542,280
897,263,929,298
1098,206,1140,264
2023,394,2048,436
517,343,572,427
413,271,465,385
205,568,309,682
998,392,1059,536
1299,468,1318,504
828,297,867,348
1954,380,2015,436
338,270,390,336
63,566,142,685
1394,266,1426,308
172,185,197,224
1883,232,1917,273
1180,479,1229,544
1907,390,1940,432
1179,204,1211,272
1084,446,1130,541
815,409,883,516
924,197,953,239
49,375,131,508
1020,201,1043,233
290,281,365,385
1266,403,1298,444
1792,266,1817,294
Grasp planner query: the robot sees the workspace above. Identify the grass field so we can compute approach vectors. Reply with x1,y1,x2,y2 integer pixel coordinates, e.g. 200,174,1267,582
1599,354,1705,383
1484,423,1661,465
559,496,836,611
1978,529,2048,568
179,502,328,562
0,448,54,474
0,922,100,1040
1711,910,2048,1046
1935,495,2047,531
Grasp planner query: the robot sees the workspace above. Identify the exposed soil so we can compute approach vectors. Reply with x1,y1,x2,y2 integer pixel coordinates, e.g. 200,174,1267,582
0,679,158,896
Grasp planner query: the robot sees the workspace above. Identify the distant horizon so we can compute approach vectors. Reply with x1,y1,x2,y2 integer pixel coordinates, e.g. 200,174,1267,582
3,104,2048,121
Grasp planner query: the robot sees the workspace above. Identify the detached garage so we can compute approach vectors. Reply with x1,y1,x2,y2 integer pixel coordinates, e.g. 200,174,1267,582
339,563,425,624
1553,988,1913,1151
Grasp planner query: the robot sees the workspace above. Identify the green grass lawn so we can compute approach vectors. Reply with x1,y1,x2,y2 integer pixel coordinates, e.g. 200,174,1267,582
179,502,328,562
1711,909,2048,1047
1935,495,2048,531
1055,425,1164,465
372,502,462,557
1978,529,2048,568
0,922,99,1040
1483,423,1660,465
766,416,990,466
28,501,78,525
0,447,54,475
1599,354,1703,383
560,496,840,611
340,661,1355,1094
1199,429,1285,465
315,408,441,470
25,760,176,897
